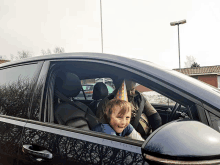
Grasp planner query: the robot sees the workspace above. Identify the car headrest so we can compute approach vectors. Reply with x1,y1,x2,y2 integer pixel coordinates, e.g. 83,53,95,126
92,82,108,100
55,72,81,97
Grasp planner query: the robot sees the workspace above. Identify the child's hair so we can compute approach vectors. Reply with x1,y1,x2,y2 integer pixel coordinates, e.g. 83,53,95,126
104,99,132,122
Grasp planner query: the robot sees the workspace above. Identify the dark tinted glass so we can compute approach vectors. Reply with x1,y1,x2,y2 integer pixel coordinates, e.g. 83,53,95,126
0,64,38,118
209,112,220,132
30,62,49,121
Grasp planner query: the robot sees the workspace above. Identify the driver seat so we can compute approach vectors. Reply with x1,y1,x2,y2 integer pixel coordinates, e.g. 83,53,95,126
54,72,98,130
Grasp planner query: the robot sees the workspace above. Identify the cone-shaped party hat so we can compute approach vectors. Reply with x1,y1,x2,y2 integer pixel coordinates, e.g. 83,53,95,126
114,80,128,101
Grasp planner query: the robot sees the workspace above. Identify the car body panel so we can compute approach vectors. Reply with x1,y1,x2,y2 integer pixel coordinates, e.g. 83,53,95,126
20,121,147,164
0,61,44,164
0,53,220,164
0,116,26,165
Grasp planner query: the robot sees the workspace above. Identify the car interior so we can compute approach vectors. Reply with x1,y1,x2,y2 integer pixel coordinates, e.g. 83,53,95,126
88,82,109,114
40,60,200,140
54,71,99,130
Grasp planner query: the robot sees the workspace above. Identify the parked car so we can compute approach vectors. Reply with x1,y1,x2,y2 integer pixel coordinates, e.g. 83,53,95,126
0,52,220,165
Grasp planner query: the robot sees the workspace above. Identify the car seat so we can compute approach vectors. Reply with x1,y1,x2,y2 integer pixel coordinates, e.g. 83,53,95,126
89,82,108,115
54,72,98,130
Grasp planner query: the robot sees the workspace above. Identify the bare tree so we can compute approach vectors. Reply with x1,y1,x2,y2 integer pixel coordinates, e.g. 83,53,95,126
184,55,196,68
47,48,52,55
41,47,64,55
10,54,15,61
41,49,47,56
1,55,9,61
17,50,32,59
41,49,52,55
53,46,65,54
191,62,200,68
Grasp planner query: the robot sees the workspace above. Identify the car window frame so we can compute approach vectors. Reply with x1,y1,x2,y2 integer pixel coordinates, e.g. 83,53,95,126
29,61,50,121
46,58,202,112
33,58,217,145
24,118,143,147
33,59,146,146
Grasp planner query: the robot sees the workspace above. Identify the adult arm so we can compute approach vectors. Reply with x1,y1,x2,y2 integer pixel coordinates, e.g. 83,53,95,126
128,129,145,141
125,124,145,141
143,97,162,131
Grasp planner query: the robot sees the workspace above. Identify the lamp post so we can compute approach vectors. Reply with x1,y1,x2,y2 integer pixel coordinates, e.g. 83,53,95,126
170,19,186,70
100,0,103,53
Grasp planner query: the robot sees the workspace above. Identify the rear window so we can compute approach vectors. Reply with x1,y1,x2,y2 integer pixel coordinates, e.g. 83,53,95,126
75,78,114,100
83,85,94,91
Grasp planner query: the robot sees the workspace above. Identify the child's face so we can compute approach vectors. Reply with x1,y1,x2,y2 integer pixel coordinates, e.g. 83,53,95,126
109,105,131,134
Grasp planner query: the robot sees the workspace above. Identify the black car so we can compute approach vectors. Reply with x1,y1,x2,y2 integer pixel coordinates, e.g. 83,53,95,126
0,52,220,165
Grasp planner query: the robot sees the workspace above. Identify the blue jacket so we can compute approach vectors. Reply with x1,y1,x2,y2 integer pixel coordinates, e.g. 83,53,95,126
92,123,134,137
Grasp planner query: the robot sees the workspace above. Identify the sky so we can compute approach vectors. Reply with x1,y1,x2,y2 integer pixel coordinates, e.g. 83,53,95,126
0,0,220,69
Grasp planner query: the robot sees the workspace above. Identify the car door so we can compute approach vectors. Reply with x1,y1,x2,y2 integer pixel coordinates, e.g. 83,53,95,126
18,57,218,164
0,117,26,165
0,61,43,165
18,60,148,165
20,122,146,164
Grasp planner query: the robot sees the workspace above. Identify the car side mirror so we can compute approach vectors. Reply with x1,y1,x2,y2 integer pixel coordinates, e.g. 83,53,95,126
141,119,220,165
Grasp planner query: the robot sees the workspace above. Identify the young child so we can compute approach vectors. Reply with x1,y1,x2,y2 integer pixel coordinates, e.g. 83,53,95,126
92,99,144,141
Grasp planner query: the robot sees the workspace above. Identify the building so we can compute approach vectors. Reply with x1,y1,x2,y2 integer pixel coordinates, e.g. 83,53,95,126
135,84,152,92
174,66,220,88
0,60,10,64
136,65,220,92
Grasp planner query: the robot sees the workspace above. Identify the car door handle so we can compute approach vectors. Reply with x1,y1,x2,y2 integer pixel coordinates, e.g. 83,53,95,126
22,144,53,160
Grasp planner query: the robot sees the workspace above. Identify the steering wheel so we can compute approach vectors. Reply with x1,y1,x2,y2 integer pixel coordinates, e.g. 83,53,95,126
168,102,181,122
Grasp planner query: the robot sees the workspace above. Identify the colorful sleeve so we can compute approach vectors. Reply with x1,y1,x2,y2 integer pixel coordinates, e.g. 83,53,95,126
123,124,134,136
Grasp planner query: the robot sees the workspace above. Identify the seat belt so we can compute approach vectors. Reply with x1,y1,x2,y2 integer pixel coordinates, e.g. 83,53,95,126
132,94,145,129
55,90,101,123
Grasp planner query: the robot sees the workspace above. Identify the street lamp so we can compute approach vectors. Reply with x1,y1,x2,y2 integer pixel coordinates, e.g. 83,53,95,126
170,19,186,70
100,0,103,53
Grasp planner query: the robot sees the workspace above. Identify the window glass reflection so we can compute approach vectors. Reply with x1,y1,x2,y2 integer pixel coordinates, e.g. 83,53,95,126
0,64,37,86
0,64,38,118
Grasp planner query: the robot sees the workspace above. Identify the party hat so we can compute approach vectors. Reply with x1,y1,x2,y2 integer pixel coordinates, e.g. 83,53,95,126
114,80,128,101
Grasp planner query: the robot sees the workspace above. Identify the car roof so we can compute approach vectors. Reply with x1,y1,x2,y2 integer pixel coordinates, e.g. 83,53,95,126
0,52,136,67
1,52,220,110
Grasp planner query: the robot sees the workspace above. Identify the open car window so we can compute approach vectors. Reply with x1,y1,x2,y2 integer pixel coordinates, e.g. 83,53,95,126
39,60,200,144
